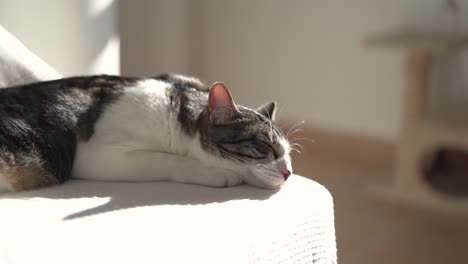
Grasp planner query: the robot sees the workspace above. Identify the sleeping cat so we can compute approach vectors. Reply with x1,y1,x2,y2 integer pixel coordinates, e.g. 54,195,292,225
0,73,292,192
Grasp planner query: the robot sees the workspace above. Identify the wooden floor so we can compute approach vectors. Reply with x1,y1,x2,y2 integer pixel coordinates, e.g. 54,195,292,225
292,150,468,264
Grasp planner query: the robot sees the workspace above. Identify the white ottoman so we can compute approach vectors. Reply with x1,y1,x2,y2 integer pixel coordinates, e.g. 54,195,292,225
0,25,337,264
0,176,336,264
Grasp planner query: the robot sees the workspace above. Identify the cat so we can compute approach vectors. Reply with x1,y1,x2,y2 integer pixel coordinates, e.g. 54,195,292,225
0,73,292,192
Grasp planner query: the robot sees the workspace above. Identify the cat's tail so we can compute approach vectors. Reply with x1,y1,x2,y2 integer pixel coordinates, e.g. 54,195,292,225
0,152,58,192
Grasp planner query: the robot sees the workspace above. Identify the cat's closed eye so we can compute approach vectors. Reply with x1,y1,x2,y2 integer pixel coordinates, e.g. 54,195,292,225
256,141,277,158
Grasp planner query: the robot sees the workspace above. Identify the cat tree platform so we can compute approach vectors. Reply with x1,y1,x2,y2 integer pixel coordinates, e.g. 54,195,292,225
366,31,468,213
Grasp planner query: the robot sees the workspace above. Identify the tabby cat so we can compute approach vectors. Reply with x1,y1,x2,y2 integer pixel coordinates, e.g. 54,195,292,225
0,73,292,192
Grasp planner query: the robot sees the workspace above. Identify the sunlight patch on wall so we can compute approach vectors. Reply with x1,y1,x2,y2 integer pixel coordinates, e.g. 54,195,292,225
89,35,120,74
88,0,115,17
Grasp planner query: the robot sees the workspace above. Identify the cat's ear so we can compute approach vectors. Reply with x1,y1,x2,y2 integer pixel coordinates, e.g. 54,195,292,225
208,82,239,123
256,101,277,121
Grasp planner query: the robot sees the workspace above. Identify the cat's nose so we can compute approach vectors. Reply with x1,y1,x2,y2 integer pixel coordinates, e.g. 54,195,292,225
282,169,291,180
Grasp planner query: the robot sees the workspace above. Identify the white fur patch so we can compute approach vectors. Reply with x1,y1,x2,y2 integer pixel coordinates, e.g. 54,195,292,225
72,79,175,181
279,137,293,172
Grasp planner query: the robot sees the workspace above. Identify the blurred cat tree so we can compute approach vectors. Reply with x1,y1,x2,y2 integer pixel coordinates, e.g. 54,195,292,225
367,0,468,213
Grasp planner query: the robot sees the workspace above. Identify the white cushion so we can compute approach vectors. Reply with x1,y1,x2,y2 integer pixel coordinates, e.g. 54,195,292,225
0,176,336,264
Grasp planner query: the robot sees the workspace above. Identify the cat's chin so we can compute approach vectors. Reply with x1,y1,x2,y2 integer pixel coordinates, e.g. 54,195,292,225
243,170,285,190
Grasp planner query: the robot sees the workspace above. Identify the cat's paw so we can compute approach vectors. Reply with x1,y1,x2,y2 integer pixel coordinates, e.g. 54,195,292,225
186,166,243,188
207,167,243,187
171,165,242,188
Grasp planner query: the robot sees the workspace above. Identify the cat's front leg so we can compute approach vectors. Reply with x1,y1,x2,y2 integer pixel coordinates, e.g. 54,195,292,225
129,150,244,188
73,146,243,187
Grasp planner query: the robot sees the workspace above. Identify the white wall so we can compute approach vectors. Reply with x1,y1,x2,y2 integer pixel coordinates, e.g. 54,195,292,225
192,0,468,139
120,0,194,76
0,0,119,76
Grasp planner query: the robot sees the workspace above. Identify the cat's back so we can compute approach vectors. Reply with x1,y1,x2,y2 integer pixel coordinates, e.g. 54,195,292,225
0,75,137,116
0,75,141,136
0,75,136,99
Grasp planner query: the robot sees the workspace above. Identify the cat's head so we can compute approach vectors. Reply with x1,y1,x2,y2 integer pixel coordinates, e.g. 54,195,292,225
199,82,292,189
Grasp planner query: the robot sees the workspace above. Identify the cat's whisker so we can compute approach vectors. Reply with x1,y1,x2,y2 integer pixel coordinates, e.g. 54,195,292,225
287,128,304,140
291,143,304,154
290,142,304,151
276,104,286,123
267,171,283,180
286,120,305,138
253,166,271,172
290,137,315,144
253,165,277,174
291,148,302,154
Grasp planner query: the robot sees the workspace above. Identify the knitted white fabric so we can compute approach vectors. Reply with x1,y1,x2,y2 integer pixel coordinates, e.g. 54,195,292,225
0,26,337,264
0,177,336,264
